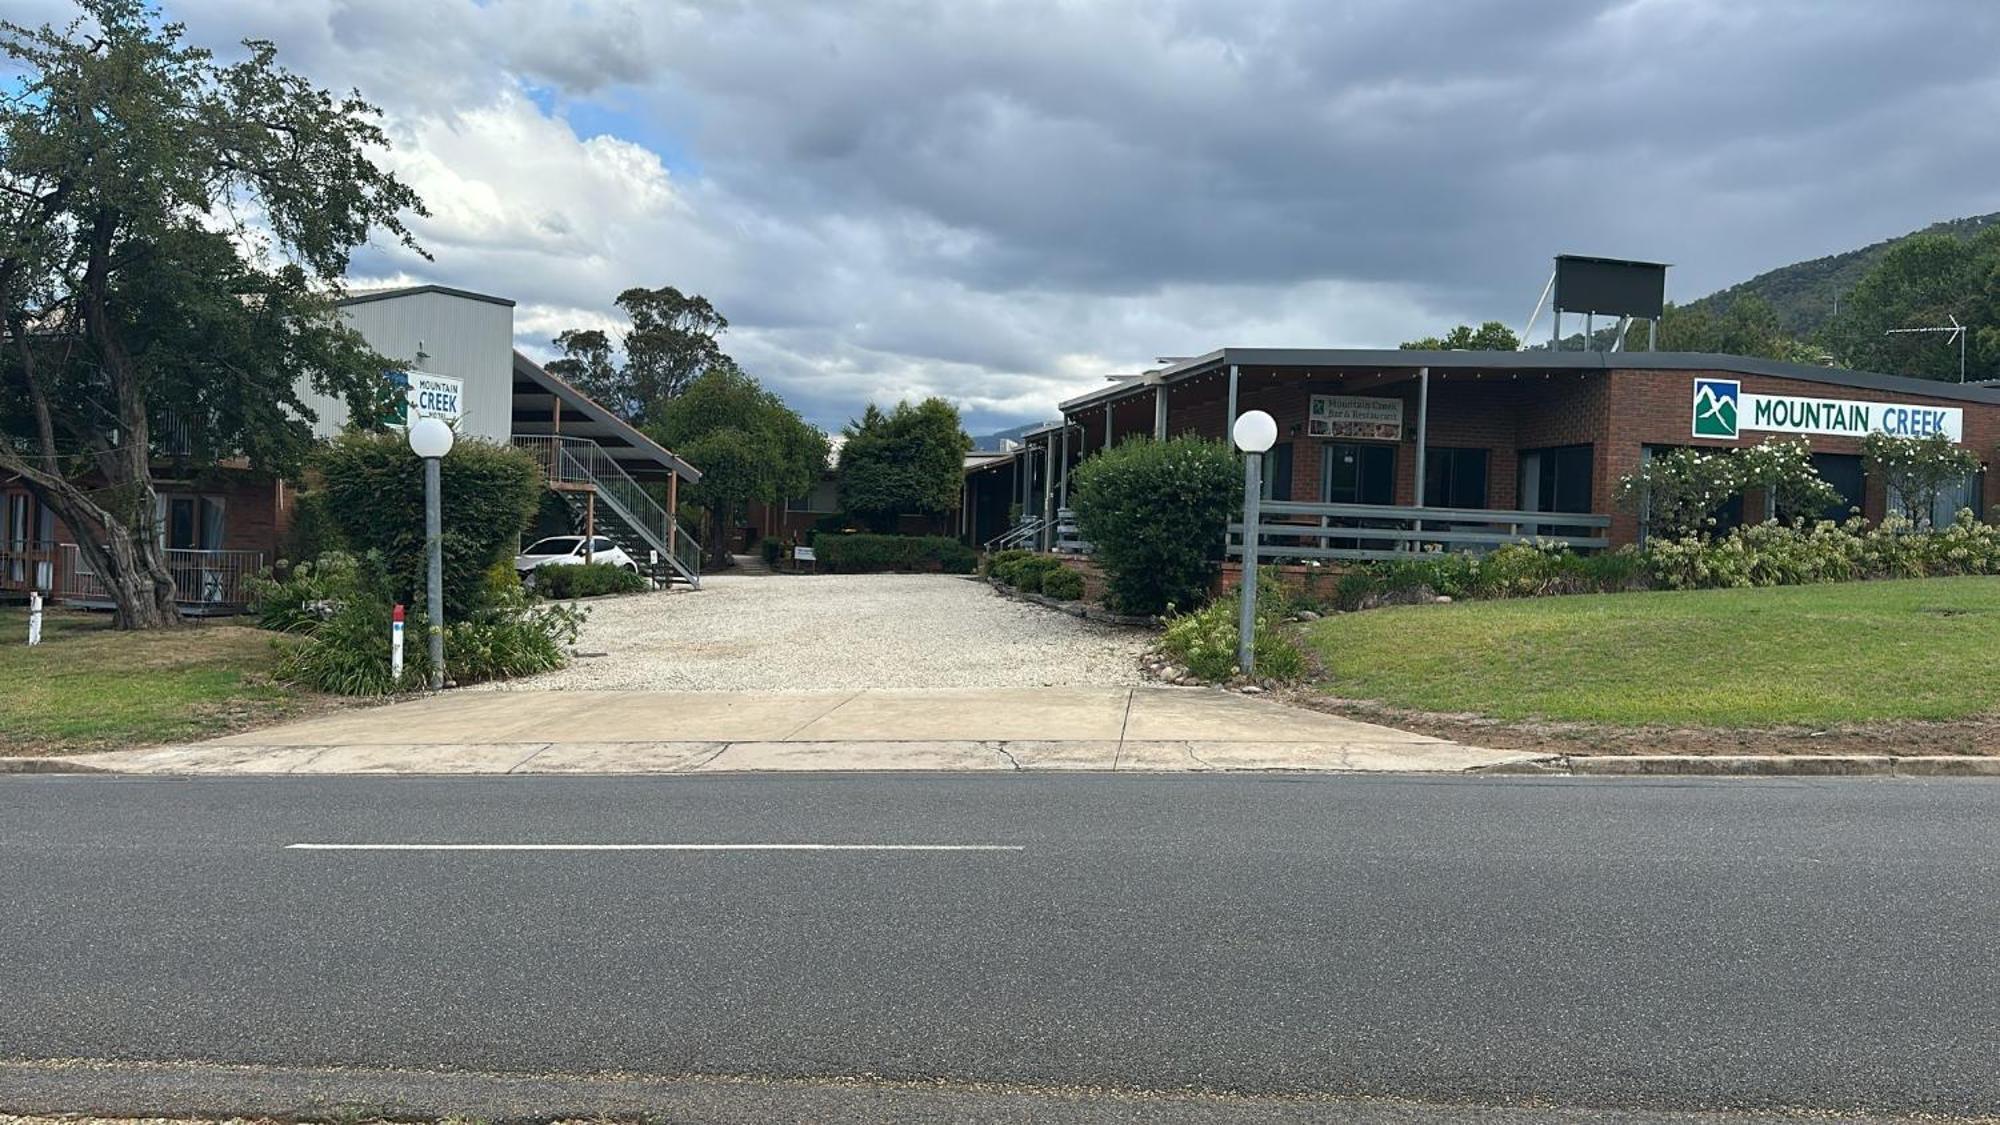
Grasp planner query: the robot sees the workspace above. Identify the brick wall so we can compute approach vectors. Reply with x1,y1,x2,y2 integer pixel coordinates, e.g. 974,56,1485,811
1601,369,1998,544
1102,363,2000,548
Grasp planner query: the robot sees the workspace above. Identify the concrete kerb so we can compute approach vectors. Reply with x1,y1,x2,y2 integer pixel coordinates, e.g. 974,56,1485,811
1505,754,2000,778
9,749,2000,777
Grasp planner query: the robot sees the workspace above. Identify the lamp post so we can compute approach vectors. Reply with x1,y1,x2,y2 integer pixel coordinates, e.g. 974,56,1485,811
1231,410,1277,677
407,415,454,691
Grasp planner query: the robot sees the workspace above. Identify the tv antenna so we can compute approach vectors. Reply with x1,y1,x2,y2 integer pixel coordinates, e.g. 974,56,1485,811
1885,314,1967,382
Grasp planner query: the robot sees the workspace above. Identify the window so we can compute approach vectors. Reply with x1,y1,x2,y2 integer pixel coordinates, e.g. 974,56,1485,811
1810,453,1865,523
1518,445,1594,514
1261,443,1294,502
785,479,841,514
163,495,225,551
5,493,28,583
1424,448,1488,509
524,536,583,556
1889,469,1984,528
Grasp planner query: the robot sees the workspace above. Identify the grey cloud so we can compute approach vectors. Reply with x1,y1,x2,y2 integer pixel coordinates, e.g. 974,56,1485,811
122,0,2000,430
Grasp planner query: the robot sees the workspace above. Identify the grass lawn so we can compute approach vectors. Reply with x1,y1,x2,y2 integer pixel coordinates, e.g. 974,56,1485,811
0,607,307,754
1303,576,2000,727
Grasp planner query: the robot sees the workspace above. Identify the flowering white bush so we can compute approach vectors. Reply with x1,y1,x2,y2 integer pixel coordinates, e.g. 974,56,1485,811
1616,439,1840,541
1645,512,2000,590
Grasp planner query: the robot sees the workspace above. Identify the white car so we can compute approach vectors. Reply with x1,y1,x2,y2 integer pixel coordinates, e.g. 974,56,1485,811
515,535,638,578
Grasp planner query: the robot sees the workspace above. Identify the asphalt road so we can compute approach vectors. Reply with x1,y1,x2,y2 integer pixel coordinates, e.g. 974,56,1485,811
2,774,1998,1121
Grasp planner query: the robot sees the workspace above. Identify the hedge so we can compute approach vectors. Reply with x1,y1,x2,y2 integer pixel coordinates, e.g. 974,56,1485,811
1040,566,1086,601
1071,436,1239,615
532,561,648,599
812,533,978,573
313,431,543,618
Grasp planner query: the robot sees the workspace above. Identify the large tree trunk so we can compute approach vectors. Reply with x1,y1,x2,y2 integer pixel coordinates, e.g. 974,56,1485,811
708,505,732,568
18,471,183,630
1,214,185,630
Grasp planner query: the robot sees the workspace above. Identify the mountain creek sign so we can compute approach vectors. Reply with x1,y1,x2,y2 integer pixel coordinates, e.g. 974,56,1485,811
1692,378,1963,443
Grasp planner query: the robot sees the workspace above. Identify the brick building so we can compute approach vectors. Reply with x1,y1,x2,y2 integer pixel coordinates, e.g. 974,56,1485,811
2,285,703,613
992,349,2000,553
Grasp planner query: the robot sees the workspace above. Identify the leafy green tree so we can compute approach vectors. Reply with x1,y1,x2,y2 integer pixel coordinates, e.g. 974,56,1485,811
548,286,730,422
1658,295,1823,363
651,362,828,565
0,1,422,628
836,398,973,532
1820,231,2000,380
1401,321,1520,351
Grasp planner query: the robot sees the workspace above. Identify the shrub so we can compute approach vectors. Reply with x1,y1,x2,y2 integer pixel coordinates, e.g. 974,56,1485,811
313,432,544,618
1616,439,1838,540
279,488,343,565
984,548,1035,580
812,533,978,573
532,561,648,599
444,585,587,684
1041,566,1086,601
1009,554,1065,593
1072,436,1240,615
1863,433,1982,526
249,551,366,633
260,550,585,695
1159,591,1307,683
1645,512,2000,591
761,536,786,565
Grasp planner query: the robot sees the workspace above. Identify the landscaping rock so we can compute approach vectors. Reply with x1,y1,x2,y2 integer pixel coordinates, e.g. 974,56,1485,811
1296,610,1322,621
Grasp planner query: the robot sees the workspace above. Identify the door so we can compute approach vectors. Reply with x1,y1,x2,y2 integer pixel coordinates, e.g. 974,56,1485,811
1322,443,1396,505
1321,443,1397,551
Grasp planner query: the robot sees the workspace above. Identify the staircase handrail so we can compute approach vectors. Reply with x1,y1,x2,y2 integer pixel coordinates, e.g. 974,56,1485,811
515,435,701,587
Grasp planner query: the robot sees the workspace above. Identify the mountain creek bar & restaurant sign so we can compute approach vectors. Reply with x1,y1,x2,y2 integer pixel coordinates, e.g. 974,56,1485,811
1308,395,1403,441
1692,378,1963,442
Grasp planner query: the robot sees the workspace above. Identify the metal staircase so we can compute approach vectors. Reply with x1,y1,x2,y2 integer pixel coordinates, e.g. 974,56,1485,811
514,435,702,588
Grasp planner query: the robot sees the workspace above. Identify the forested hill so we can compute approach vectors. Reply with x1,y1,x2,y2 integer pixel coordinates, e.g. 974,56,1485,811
1685,212,2000,336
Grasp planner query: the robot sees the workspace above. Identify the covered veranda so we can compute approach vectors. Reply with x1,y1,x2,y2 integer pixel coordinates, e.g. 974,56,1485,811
1003,349,1619,560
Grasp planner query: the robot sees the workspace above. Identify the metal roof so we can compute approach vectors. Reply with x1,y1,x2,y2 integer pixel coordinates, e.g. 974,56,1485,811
510,352,701,483
337,284,517,309
1057,348,2000,411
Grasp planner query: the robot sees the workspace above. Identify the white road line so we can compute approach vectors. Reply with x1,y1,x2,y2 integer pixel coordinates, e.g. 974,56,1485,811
284,843,1023,851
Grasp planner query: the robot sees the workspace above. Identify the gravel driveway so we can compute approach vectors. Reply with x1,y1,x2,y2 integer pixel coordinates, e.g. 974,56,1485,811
490,572,1148,692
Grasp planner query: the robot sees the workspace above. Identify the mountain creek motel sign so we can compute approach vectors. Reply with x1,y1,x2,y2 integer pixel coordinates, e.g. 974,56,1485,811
1692,378,1964,442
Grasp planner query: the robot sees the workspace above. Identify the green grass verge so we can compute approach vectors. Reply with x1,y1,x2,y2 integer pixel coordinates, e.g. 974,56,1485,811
1303,576,2000,727
0,608,302,754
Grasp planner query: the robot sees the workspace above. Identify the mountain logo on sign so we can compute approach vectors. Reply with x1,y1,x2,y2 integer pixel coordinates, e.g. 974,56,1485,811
1692,378,1739,438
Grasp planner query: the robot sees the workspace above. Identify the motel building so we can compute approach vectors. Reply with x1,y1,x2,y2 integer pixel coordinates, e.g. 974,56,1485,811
1,285,703,614
964,348,2000,563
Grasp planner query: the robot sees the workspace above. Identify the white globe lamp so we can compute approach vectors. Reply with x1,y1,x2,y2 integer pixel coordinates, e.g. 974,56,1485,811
1229,409,1279,678
407,415,455,460
407,414,453,691
1232,410,1278,454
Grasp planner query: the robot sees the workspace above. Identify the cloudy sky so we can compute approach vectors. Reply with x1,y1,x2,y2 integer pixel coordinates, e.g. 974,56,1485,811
21,0,2000,433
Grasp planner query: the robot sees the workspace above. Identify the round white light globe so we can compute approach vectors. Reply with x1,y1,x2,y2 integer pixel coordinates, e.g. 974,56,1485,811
1232,409,1278,453
407,415,455,460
